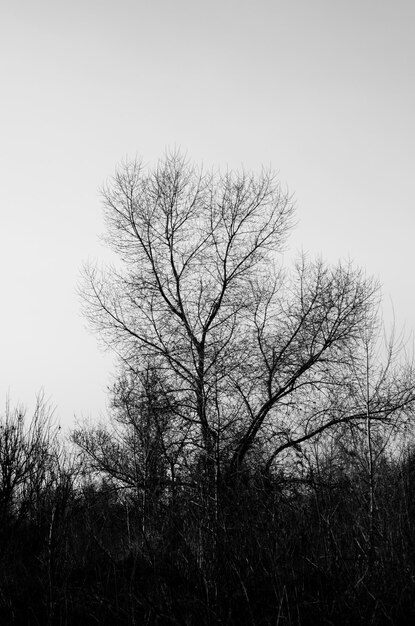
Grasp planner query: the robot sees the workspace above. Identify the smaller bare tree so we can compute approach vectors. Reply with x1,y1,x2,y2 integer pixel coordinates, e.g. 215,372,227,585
73,365,188,516
0,393,58,524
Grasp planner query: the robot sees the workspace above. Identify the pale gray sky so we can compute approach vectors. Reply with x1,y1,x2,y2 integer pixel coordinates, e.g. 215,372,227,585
1,0,414,424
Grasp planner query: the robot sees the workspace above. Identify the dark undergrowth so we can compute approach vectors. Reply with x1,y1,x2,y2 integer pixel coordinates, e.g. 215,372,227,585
2,453,415,625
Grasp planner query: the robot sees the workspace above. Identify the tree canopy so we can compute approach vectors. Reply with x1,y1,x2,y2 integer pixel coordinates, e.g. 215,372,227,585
80,152,415,485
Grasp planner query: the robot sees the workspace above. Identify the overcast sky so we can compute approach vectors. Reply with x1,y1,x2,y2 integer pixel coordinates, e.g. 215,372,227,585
1,0,414,425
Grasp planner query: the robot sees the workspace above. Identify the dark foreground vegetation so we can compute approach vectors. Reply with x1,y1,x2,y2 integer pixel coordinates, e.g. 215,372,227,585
2,153,415,624
2,400,415,625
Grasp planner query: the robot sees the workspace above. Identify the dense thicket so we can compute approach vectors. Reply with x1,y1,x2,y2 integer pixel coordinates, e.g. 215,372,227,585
2,400,415,624
2,154,415,624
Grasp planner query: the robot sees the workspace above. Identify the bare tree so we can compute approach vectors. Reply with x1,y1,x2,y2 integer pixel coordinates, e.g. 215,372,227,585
0,393,58,523
73,365,184,495
340,319,415,561
80,152,415,488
